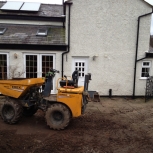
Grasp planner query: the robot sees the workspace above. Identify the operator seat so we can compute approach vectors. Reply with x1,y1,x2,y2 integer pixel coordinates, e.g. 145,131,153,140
60,70,79,88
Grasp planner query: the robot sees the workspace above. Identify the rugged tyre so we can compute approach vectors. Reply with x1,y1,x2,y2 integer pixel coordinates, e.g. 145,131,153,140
1,97,23,124
23,106,38,117
45,103,71,130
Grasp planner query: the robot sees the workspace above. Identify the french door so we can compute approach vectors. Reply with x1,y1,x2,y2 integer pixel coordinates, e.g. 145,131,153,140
0,53,9,80
24,53,55,93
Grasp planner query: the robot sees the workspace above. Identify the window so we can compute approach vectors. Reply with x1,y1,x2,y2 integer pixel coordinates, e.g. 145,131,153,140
25,54,54,78
0,53,8,79
36,29,48,36
0,28,6,35
75,62,85,77
141,61,151,78
25,55,38,78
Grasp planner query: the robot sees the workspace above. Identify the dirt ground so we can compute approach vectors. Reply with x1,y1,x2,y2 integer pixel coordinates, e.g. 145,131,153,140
1,97,153,153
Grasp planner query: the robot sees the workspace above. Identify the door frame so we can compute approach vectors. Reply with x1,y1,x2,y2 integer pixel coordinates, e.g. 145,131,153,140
72,56,89,86
23,53,56,93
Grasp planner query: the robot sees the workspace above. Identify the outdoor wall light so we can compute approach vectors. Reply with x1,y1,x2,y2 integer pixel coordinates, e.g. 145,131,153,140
93,55,98,61
14,53,18,59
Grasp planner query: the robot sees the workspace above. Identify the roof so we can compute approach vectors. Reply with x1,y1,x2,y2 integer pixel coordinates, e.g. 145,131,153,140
0,2,64,17
144,0,153,6
0,24,65,45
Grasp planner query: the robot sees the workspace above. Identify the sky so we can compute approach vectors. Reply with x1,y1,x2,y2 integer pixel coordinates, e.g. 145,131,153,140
1,0,63,4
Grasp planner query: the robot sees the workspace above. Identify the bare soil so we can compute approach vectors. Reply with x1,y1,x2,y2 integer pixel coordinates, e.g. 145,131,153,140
1,97,153,153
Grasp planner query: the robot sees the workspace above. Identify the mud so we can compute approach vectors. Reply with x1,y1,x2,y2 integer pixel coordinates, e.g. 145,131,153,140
0,97,153,153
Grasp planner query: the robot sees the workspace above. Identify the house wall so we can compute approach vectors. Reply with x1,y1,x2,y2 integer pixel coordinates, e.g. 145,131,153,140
0,19,65,93
64,0,152,96
0,3,65,94
135,58,153,96
0,49,62,93
135,14,152,96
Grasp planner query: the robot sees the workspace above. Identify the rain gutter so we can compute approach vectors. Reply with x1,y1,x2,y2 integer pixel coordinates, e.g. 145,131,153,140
133,10,153,98
61,1,72,77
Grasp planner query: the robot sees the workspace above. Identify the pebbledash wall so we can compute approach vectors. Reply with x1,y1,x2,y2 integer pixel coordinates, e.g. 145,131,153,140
63,0,152,96
1,1,152,96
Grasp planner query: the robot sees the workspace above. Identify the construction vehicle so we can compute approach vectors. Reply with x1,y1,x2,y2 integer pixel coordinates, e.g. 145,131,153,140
0,69,91,130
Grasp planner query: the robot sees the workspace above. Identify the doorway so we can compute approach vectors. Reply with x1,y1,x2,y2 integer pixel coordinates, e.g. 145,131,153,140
72,57,89,86
24,53,55,93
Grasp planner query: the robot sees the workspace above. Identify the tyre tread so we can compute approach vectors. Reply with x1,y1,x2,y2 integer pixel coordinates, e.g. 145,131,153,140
1,97,23,124
45,103,71,130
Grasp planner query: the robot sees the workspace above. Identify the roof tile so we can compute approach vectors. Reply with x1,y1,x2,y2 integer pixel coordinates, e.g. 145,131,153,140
0,24,65,45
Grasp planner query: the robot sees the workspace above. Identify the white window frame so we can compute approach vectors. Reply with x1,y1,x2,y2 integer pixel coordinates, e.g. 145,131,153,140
23,53,55,77
140,61,151,79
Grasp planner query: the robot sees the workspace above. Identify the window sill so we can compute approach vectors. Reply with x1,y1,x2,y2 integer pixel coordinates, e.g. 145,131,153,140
140,77,148,80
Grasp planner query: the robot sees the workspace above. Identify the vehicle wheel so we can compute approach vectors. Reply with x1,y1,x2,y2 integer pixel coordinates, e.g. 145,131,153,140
23,106,38,117
45,103,71,130
1,97,23,124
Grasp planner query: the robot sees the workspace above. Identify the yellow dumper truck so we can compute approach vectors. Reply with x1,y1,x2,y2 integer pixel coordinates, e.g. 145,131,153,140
0,69,91,130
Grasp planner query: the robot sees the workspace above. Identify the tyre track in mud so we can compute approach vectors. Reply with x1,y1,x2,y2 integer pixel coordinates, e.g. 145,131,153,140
1,99,153,153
